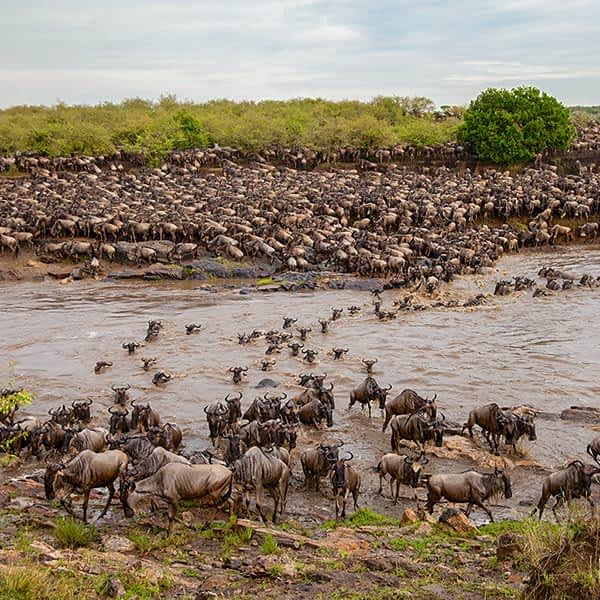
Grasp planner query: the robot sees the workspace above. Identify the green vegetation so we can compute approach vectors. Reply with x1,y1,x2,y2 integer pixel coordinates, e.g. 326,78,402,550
458,86,576,164
522,513,600,599
322,507,401,529
0,96,460,164
260,533,280,555
53,516,98,549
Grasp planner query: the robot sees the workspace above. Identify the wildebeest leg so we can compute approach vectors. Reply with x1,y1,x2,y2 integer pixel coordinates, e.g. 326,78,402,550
166,501,180,535
394,480,400,504
352,487,359,510
271,485,280,523
82,489,91,523
473,500,494,522
61,497,75,518
367,403,372,418
97,483,115,520
341,489,349,518
255,483,268,524
377,473,384,495
465,502,473,516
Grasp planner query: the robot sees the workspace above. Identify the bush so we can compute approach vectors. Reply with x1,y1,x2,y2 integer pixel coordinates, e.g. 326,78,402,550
260,533,280,555
457,86,576,164
53,516,98,549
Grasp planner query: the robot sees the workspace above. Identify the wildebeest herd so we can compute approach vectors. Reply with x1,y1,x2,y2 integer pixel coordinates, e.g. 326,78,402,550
2,297,600,535
0,140,599,294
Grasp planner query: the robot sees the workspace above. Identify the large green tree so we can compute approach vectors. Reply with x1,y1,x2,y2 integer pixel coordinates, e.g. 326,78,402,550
457,86,576,164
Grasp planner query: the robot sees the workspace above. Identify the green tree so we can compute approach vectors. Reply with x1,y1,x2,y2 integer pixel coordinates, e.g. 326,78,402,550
457,86,575,164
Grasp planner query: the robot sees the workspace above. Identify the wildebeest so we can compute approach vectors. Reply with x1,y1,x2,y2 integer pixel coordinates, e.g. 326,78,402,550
45,449,129,523
94,361,113,374
122,342,140,355
390,413,445,453
152,371,172,385
71,399,93,424
298,399,333,428
121,463,233,533
462,403,508,454
382,390,437,432
376,452,428,503
129,446,191,480
228,366,248,384
500,411,536,452
533,460,600,520
330,451,361,519
68,427,109,454
130,400,161,433
300,441,343,491
349,376,392,418
148,423,183,451
111,384,131,405
108,406,130,436
587,436,600,465
233,446,290,523
426,468,512,522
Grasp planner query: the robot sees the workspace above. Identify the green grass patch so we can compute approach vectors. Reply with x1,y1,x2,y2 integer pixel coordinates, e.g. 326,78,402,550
53,516,98,549
260,533,280,555
322,508,401,530
257,276,274,286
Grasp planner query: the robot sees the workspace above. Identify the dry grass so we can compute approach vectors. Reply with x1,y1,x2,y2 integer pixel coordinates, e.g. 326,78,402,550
522,510,600,599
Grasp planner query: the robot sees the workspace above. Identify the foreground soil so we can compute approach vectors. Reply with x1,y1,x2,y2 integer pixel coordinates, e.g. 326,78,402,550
0,470,526,600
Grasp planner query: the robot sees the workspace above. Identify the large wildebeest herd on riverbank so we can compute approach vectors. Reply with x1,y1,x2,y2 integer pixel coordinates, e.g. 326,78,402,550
2,299,600,533
0,127,599,289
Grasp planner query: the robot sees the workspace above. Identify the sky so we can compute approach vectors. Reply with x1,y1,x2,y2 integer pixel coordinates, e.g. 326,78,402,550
1,0,599,108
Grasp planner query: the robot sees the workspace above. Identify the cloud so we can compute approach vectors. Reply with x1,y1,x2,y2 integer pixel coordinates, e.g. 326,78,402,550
1,0,599,107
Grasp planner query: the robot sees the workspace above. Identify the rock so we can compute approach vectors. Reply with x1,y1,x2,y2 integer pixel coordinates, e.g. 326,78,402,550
70,267,84,280
560,405,600,423
400,508,419,524
102,535,136,553
30,540,62,561
438,508,478,534
255,378,279,388
421,583,448,598
496,533,524,561
101,578,125,598
143,263,184,280
195,592,218,600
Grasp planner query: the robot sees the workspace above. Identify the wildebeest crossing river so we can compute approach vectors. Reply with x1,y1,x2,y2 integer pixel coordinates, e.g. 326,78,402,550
1,246,600,524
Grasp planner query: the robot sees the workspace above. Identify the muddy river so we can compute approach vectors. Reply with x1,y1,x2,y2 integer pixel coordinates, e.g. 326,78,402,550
2,247,600,523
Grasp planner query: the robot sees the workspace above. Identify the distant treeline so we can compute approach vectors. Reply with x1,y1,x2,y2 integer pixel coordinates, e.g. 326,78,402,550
0,96,462,164
571,105,600,122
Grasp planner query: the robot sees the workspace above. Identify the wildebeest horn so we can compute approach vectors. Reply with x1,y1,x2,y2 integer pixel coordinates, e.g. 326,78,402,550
336,439,345,447
111,384,118,391
108,406,116,414
439,413,446,422
432,393,437,401
325,383,334,391
85,398,93,406
130,399,138,408
343,451,354,461
123,384,130,390
242,367,248,372
203,405,209,414
228,367,234,372
48,408,57,416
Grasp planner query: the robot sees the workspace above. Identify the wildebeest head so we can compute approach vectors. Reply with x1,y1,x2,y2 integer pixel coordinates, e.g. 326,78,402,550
331,451,353,489
378,384,393,410
520,415,537,441
224,392,243,421
48,405,72,427
108,405,130,435
204,402,229,441
428,414,445,447
222,432,243,464
71,399,93,424
111,384,130,405
425,394,438,421
229,366,248,384
320,440,343,465
495,467,512,499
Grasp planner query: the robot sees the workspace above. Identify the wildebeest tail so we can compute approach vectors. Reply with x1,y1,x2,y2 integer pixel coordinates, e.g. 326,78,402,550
217,473,234,507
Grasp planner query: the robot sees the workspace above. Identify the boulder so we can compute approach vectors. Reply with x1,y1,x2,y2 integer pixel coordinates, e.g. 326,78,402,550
101,578,126,598
102,535,136,553
400,508,420,524
143,263,184,280
438,508,478,534
560,405,600,424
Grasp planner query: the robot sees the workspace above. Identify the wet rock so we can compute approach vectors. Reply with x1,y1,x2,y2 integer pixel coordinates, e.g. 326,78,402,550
47,267,72,279
439,508,478,534
255,378,279,388
30,540,62,561
560,405,600,423
191,259,229,278
400,508,420,524
143,263,184,280
70,267,84,280
101,577,126,598
496,533,524,561
102,535,136,553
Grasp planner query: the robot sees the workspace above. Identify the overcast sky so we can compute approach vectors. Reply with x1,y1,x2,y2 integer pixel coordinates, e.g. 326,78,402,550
1,0,599,108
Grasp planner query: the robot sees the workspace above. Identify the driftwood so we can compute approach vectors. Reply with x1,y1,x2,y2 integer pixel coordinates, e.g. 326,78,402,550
233,518,325,549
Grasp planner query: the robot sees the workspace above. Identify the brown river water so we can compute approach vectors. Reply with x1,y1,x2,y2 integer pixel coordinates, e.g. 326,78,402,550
1,246,600,523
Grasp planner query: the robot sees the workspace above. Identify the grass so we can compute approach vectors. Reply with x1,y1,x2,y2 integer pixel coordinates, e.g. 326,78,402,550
522,511,600,599
53,516,98,549
260,533,280,555
322,508,401,530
